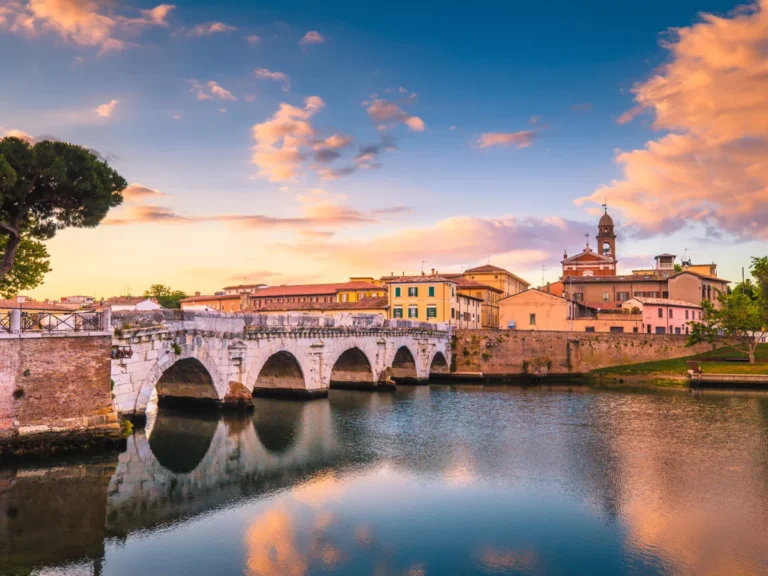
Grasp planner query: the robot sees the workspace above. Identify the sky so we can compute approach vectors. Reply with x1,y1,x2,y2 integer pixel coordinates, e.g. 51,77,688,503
1,0,767,298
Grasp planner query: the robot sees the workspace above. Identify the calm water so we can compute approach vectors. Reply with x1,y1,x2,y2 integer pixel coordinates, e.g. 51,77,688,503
2,385,768,576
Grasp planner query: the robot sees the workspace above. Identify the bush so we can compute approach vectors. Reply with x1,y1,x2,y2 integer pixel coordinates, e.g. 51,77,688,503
171,342,182,355
119,418,134,439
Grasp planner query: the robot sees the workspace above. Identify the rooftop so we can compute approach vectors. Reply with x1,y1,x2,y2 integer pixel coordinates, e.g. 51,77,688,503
628,297,702,308
222,283,267,290
181,293,242,303
249,281,382,298
0,299,81,312
246,296,388,312
384,275,457,284
464,264,530,285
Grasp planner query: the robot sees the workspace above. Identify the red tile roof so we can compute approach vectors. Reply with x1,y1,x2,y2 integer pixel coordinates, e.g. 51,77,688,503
450,277,504,293
247,296,388,312
249,281,382,298
0,299,80,312
181,294,241,303
384,276,457,284
629,297,702,308
463,265,530,286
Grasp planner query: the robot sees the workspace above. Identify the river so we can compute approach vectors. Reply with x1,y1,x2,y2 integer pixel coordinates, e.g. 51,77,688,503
1,385,768,575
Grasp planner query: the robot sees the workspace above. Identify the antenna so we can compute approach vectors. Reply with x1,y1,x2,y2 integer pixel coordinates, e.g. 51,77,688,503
541,265,547,287
421,260,425,275
584,233,590,248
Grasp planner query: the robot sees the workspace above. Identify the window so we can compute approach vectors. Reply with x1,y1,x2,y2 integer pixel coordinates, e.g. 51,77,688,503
685,310,689,320
585,326,595,332
395,287,401,298
529,313,536,325
408,287,418,297
675,327,681,334
662,291,669,298
451,308,455,319
393,307,403,318
633,327,638,333
451,286,455,297
427,305,437,318
647,325,652,334
602,292,610,302
573,293,584,302
428,286,435,297
655,327,666,334
408,306,418,318
658,308,663,318
669,308,673,318
609,327,624,333
617,292,629,302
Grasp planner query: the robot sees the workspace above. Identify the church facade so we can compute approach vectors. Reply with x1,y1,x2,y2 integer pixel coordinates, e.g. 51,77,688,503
560,208,618,278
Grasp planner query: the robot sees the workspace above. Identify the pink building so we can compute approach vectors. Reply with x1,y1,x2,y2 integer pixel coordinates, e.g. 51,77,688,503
622,297,703,335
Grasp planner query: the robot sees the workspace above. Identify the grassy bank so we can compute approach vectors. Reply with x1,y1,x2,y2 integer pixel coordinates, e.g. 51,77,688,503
590,344,768,387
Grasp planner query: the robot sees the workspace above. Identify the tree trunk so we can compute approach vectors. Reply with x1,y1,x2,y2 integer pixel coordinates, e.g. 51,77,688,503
0,231,20,280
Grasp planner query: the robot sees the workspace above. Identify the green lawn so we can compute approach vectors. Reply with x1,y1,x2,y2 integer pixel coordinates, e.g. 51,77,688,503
592,344,768,376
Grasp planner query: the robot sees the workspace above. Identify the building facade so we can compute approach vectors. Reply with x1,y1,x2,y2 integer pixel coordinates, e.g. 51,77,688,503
241,280,385,310
180,293,243,312
561,209,619,278
456,293,483,329
386,276,460,324
622,297,702,335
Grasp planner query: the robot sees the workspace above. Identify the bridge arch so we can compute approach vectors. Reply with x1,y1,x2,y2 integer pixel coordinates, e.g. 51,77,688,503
390,345,419,382
329,346,376,388
136,350,227,415
428,350,450,378
251,350,307,395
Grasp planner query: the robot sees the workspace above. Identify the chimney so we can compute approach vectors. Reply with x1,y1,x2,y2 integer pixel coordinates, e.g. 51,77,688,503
431,268,435,275
195,291,201,297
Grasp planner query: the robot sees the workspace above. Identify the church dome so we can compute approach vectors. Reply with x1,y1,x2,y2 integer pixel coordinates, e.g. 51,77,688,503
599,211,614,227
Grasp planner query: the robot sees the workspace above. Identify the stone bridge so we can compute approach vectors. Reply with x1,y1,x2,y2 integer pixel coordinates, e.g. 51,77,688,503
111,310,452,418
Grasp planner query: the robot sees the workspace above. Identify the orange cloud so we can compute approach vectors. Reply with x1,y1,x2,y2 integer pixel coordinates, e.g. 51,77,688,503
366,98,425,132
94,99,119,118
122,183,166,202
255,68,290,92
0,0,174,52
189,79,236,101
299,30,325,46
245,34,261,45
581,0,768,239
188,21,235,36
476,131,536,149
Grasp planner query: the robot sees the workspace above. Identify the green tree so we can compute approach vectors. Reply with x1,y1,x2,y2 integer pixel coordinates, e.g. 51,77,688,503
144,284,187,309
0,136,126,281
0,233,51,298
687,257,768,363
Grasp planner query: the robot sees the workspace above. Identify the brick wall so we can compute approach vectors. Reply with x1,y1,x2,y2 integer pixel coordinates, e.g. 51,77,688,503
0,335,120,454
454,329,720,375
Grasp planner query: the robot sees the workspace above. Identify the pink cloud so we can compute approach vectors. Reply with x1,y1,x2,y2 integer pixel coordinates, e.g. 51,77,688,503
244,34,261,45
366,98,425,132
300,30,325,46
94,99,119,118
579,0,768,239
189,79,236,101
476,131,536,149
188,21,236,36
255,68,290,92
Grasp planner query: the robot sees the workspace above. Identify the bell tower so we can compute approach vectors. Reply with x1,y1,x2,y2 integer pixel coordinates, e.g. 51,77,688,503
596,205,616,259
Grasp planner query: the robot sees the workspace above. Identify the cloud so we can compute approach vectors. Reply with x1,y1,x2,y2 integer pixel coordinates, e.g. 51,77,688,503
1,128,35,142
188,21,236,36
122,183,167,202
299,30,324,46
94,99,119,118
244,34,261,45
476,131,536,149
616,105,643,125
579,0,768,239
281,215,593,273
189,79,236,101
0,0,174,53
366,98,425,132
255,68,290,92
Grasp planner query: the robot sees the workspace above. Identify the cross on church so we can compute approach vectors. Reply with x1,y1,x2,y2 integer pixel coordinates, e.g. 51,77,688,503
584,233,590,248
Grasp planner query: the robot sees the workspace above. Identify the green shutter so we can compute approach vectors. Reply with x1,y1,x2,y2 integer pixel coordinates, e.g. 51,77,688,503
428,286,435,297
414,287,418,297
395,287,401,297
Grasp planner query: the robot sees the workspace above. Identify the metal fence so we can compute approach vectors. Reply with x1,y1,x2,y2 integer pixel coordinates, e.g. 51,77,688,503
0,310,105,333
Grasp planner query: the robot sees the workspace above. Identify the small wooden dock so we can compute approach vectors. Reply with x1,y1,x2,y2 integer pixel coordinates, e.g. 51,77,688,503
688,362,768,389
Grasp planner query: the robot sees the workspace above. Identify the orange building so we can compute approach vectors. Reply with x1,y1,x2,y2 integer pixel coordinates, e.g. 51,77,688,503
180,292,243,312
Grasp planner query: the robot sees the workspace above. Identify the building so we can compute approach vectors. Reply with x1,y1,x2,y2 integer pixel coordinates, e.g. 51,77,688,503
621,297,702,335
632,254,721,280
222,283,266,296
0,295,79,314
562,270,729,310
462,264,530,297
498,289,644,333
242,280,386,310
440,275,504,328
456,293,483,329
247,296,388,318
60,295,95,307
561,208,618,278
89,296,162,312
385,275,459,324
180,292,243,313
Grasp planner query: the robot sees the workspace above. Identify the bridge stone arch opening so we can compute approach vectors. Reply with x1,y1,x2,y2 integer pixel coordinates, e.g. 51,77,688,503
391,346,419,383
154,357,220,409
330,347,376,389
148,411,219,474
253,351,307,397
429,351,449,378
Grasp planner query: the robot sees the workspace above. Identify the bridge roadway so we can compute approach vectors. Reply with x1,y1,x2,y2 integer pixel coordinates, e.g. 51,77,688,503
110,310,452,418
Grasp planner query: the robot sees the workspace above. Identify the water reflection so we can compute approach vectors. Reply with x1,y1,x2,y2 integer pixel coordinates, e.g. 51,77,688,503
1,386,768,575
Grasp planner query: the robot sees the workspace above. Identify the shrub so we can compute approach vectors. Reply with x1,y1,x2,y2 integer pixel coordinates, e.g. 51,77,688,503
171,342,182,355
119,418,134,439
482,352,491,361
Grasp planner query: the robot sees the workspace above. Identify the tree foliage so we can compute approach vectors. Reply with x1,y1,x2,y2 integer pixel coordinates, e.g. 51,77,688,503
0,233,51,298
144,284,187,309
687,257,768,363
0,136,126,281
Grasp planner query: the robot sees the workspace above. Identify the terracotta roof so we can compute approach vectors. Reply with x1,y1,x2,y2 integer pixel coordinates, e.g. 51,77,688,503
384,276,457,284
248,281,381,298
103,296,159,305
628,297,702,308
181,294,241,303
457,293,484,302
448,276,504,293
463,264,530,286
561,247,614,263
0,299,80,312
671,270,729,282
562,274,663,283
583,301,623,310
499,288,598,309
247,296,388,312
222,283,266,290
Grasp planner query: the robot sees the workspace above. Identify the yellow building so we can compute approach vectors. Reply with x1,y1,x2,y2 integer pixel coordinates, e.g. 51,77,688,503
444,276,504,328
386,276,459,324
463,264,530,297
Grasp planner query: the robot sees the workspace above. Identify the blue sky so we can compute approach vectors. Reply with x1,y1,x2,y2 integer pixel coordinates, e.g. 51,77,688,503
1,0,765,297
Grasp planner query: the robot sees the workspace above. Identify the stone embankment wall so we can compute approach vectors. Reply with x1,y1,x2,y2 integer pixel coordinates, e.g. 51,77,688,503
0,335,121,455
454,330,720,375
